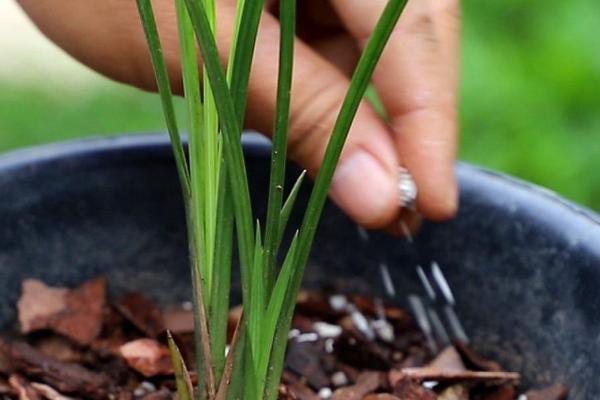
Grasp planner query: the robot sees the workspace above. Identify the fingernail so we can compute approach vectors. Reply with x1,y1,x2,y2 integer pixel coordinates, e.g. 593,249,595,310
330,151,396,226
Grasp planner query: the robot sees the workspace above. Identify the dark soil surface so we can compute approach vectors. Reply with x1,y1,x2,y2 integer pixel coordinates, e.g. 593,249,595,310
0,277,568,399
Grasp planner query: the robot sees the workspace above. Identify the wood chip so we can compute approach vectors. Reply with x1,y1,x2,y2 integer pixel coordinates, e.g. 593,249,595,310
119,339,173,377
286,381,319,400
162,307,194,335
0,338,13,374
18,277,106,346
427,346,465,371
331,371,382,400
115,293,164,338
0,377,11,395
31,335,83,363
9,374,41,400
453,340,502,372
30,382,75,400
525,383,568,400
8,341,111,398
390,367,520,385
485,385,517,400
140,388,174,400
392,375,436,400
286,341,330,390
364,395,401,400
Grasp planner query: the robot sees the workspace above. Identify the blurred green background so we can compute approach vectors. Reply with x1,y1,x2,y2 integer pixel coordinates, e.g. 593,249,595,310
1,1,599,210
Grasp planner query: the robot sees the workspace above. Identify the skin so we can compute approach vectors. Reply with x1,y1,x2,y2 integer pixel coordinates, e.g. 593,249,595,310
17,0,460,230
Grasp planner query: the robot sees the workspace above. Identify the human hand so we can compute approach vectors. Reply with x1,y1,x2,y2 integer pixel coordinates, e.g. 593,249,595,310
18,0,459,229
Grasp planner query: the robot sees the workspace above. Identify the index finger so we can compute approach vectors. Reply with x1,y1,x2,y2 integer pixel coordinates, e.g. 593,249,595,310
331,0,460,220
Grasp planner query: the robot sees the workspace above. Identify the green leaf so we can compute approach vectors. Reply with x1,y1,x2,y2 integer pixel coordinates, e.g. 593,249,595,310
228,0,266,124
263,2,410,399
184,0,255,307
200,0,220,297
167,332,194,400
137,1,217,398
135,0,190,199
225,324,248,400
174,0,208,300
259,231,298,392
209,164,233,383
248,222,265,367
277,170,306,249
262,0,297,293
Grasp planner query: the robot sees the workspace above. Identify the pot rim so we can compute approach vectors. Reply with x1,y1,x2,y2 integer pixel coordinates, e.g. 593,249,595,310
0,132,598,247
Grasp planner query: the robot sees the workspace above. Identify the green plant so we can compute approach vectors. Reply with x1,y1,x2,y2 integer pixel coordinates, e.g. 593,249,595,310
135,0,408,398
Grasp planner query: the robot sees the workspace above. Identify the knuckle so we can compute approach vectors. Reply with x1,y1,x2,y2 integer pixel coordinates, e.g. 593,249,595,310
287,78,348,166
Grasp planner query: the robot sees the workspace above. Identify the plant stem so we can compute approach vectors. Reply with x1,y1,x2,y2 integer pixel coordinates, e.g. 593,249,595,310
263,1,409,398
263,0,296,292
183,0,255,307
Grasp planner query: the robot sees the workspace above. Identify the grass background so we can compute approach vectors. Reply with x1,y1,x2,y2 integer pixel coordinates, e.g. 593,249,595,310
1,1,599,210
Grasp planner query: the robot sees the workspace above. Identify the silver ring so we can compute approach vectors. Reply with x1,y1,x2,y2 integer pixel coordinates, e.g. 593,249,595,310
399,166,417,208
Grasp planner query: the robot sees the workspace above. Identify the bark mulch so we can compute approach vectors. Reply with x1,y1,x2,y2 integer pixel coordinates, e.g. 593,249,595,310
0,277,568,400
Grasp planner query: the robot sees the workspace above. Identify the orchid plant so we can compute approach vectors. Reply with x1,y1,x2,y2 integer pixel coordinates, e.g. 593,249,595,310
135,0,408,398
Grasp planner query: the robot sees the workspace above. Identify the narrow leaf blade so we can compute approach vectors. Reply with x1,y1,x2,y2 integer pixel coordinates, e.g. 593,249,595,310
215,311,244,400
184,0,256,307
263,2,410,398
262,0,297,292
167,332,194,400
277,170,306,248
135,0,190,199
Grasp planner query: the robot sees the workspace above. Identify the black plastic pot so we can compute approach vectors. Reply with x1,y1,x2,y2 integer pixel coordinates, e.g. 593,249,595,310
1,133,599,399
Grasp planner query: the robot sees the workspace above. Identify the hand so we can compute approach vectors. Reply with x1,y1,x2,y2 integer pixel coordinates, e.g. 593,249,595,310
18,0,459,229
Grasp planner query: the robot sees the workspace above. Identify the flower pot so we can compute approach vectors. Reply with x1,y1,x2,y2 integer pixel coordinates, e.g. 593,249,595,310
0,133,598,399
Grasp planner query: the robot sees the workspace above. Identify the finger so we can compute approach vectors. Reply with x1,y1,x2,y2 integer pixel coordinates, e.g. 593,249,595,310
17,0,184,93
19,0,404,228
331,0,460,220
430,0,461,91
247,11,402,228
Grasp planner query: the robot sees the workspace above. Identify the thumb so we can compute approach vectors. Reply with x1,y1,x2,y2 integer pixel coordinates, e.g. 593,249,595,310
246,13,403,228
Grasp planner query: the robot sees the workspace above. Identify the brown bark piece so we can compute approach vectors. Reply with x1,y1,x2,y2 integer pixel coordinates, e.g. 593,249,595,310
392,376,436,400
30,382,75,400
18,277,106,346
140,388,174,400
286,381,319,400
484,385,517,400
331,371,381,400
119,339,173,377
286,341,330,390
334,333,391,370
427,346,466,371
32,335,83,363
0,377,11,395
18,280,68,333
454,341,502,372
389,367,520,385
115,293,164,338
9,374,42,400
279,384,298,400
9,341,110,398
162,306,194,334
0,338,13,374
525,383,568,400
364,395,401,400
